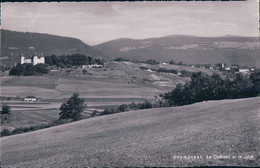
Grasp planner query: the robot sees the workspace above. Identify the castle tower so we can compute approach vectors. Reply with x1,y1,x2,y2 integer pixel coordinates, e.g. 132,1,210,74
21,55,25,64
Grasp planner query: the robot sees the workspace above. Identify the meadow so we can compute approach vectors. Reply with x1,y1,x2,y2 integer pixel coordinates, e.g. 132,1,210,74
1,97,259,167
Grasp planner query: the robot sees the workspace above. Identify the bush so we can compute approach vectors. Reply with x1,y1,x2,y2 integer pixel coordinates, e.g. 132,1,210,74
146,59,159,65
9,63,49,76
100,109,116,115
90,110,98,117
114,57,129,61
1,129,11,137
118,104,128,112
157,68,178,74
138,100,153,109
82,69,88,74
1,104,11,114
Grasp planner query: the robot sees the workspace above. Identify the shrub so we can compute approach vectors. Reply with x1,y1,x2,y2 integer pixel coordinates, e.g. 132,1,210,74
1,104,11,114
9,63,49,76
146,59,159,65
1,129,11,137
118,104,128,112
114,57,129,61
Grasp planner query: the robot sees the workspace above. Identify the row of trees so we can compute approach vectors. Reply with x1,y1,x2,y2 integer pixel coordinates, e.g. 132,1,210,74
169,60,184,65
100,100,155,115
9,63,50,76
45,54,104,68
57,93,156,119
163,71,260,106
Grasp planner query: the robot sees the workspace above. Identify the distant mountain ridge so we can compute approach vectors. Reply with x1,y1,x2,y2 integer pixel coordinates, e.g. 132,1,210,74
94,35,260,67
2,30,259,67
1,29,106,66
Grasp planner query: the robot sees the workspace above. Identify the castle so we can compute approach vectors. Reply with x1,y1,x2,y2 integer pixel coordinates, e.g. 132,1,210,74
21,55,45,65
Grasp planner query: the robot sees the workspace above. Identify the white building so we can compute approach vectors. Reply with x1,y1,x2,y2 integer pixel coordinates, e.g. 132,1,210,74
21,55,45,65
24,96,37,102
239,69,249,73
21,56,32,64
82,64,103,68
33,56,45,65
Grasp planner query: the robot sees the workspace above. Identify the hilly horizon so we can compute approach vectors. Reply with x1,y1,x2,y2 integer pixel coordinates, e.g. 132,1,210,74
1,29,106,66
2,29,259,67
94,35,260,67
1,97,259,167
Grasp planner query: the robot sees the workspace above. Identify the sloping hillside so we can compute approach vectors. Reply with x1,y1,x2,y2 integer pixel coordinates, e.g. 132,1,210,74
94,35,259,67
1,29,106,65
1,97,259,167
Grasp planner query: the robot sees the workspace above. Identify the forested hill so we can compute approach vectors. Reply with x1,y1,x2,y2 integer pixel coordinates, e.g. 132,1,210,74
94,35,260,67
1,29,106,66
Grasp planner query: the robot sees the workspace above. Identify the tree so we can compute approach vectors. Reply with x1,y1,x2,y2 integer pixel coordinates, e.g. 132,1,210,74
34,64,50,74
1,104,11,114
59,93,86,120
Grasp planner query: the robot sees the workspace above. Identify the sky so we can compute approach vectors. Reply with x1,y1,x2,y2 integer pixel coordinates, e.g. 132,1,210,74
1,1,259,45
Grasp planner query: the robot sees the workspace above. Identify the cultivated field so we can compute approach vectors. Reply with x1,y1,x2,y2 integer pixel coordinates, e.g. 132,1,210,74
1,97,259,167
1,61,217,130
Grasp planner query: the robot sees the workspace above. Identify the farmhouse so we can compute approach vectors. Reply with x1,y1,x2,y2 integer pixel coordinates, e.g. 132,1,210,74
21,55,45,65
82,64,103,68
24,96,37,102
239,69,249,73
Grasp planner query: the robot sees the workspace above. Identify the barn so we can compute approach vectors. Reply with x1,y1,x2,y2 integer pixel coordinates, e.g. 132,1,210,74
24,96,37,102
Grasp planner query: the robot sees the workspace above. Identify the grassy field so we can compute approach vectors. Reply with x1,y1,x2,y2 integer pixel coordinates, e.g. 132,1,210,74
0,61,219,131
1,97,259,167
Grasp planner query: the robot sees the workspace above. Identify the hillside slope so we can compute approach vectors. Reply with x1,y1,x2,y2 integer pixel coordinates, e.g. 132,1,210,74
1,29,106,65
1,97,259,167
94,35,260,67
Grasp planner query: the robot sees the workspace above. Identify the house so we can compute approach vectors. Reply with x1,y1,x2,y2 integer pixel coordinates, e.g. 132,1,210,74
82,64,103,68
21,55,45,65
210,66,214,70
239,69,249,73
24,96,37,102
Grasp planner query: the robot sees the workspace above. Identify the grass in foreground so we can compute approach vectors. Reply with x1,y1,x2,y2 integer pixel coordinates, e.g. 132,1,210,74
1,97,259,167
